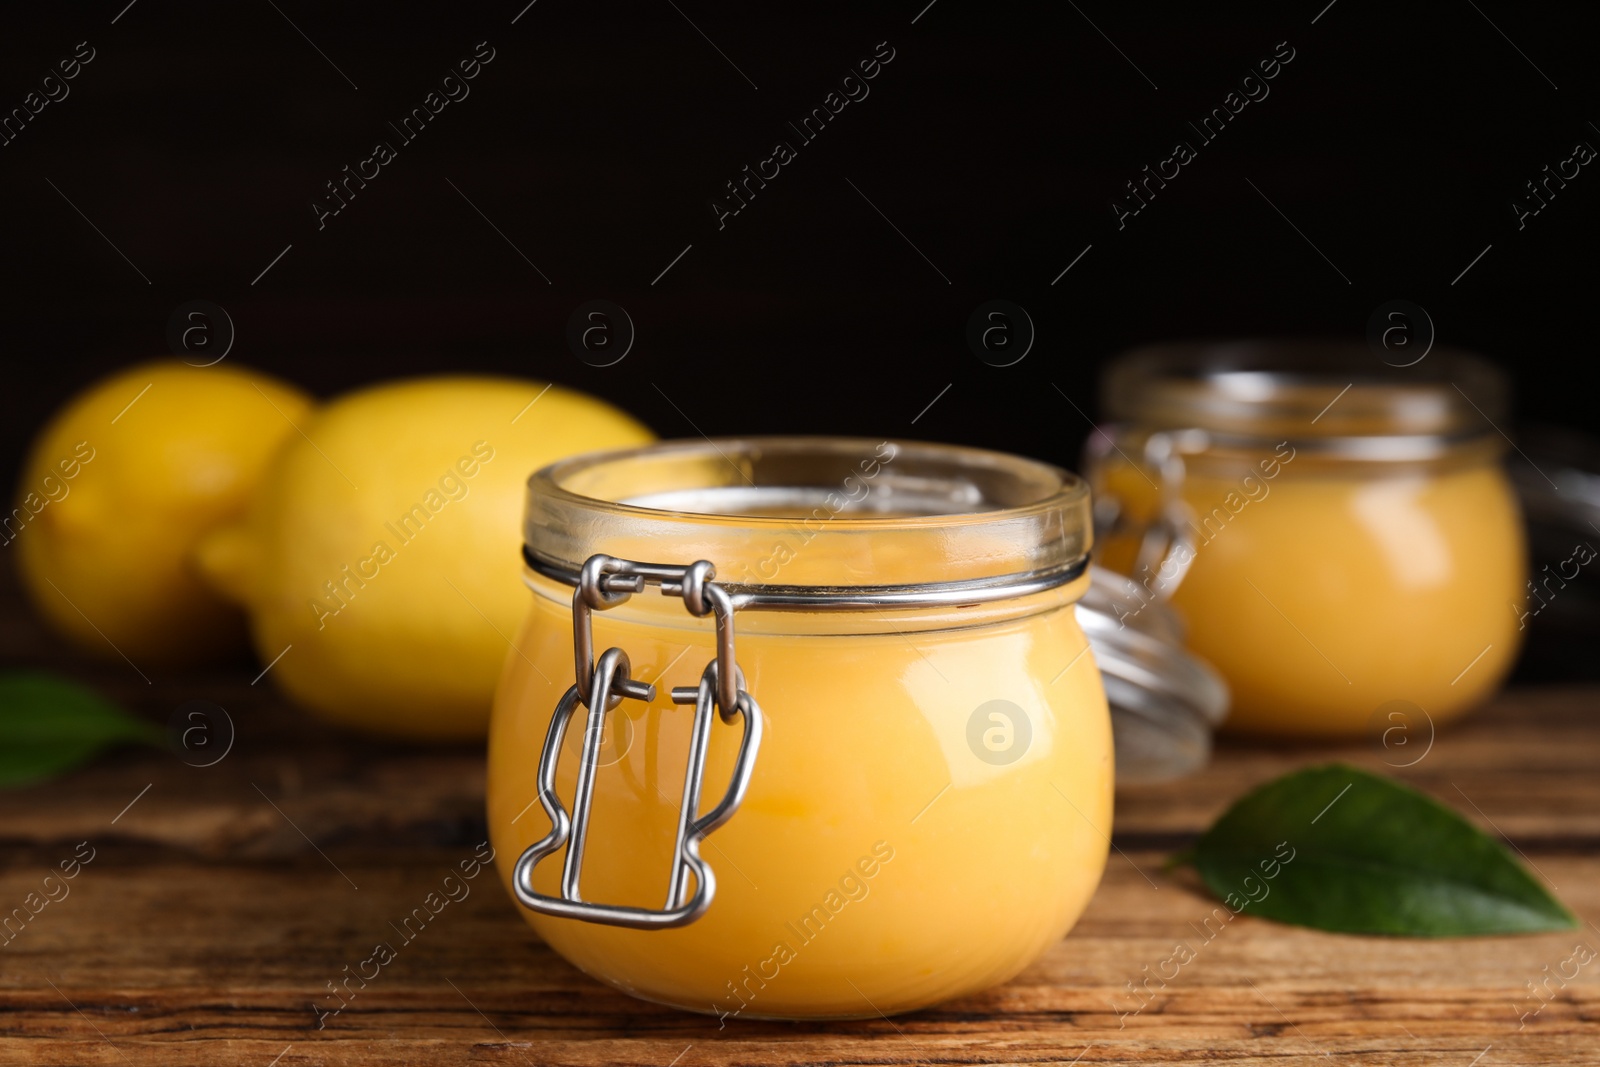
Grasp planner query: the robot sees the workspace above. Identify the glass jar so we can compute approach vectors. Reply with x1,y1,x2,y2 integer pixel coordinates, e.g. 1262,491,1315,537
487,437,1110,1019
1087,340,1526,738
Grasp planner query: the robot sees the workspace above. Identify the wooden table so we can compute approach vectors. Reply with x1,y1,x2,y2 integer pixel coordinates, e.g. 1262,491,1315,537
2,593,1597,1065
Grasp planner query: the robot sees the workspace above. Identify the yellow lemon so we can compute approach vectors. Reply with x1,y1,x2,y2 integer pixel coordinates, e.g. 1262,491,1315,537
197,377,653,741
13,361,314,667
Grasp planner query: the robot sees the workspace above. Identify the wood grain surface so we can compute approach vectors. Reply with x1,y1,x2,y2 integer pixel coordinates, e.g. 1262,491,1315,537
1,585,1597,1065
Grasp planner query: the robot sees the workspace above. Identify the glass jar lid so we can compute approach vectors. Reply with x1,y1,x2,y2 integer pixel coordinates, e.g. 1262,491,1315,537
1102,339,1508,458
1076,566,1229,782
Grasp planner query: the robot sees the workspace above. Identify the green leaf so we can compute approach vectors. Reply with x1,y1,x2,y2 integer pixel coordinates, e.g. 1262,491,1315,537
0,672,163,788
1188,763,1576,937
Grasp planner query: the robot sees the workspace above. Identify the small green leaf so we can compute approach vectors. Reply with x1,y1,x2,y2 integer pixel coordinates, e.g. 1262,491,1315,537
0,672,163,788
1189,763,1576,937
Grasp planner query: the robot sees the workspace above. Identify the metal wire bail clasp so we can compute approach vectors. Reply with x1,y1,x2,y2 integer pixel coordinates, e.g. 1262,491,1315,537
1085,426,1201,599
511,554,763,929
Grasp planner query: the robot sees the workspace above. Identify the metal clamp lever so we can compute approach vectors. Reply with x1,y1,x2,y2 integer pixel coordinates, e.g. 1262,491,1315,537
511,555,763,929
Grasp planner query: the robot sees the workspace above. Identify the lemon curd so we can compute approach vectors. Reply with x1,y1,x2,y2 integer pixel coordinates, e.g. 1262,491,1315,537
1089,342,1525,738
488,438,1112,1018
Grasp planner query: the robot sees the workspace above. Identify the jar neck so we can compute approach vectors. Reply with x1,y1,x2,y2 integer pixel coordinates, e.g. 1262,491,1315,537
524,437,1093,592
1101,340,1511,454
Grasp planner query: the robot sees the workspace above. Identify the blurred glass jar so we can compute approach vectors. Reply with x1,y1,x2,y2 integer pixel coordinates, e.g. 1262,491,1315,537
1085,340,1525,738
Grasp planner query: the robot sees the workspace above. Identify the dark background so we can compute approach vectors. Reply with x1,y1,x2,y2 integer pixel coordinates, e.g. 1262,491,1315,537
2,0,1597,669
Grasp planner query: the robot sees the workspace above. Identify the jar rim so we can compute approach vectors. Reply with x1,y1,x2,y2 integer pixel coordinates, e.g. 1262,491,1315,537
525,436,1092,594
1102,339,1509,448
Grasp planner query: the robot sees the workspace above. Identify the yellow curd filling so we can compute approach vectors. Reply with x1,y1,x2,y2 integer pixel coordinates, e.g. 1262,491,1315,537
1098,453,1524,736
489,578,1109,1018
